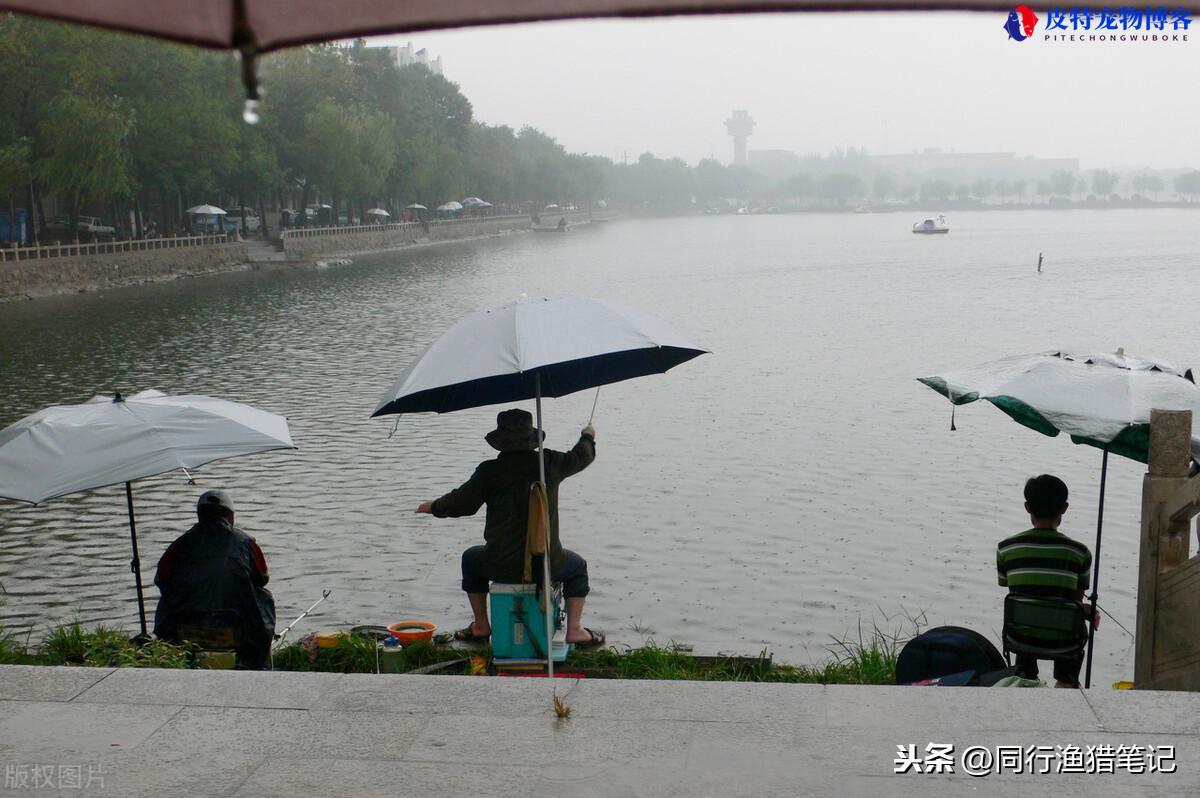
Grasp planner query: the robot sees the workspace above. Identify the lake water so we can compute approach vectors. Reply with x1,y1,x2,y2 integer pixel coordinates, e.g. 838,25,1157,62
2,209,1198,685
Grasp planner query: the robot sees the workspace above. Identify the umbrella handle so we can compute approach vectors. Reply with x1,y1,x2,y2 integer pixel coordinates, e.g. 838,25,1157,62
588,388,600,427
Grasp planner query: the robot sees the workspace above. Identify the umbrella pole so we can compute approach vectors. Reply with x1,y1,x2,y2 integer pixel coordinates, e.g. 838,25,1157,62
1083,447,1109,689
125,481,149,637
535,373,555,684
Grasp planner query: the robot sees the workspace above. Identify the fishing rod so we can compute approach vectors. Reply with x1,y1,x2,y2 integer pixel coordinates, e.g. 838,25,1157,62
272,589,332,650
1095,602,1134,640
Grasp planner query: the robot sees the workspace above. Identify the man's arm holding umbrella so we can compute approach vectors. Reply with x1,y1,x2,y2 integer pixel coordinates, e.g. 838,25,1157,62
416,464,488,516
547,425,596,481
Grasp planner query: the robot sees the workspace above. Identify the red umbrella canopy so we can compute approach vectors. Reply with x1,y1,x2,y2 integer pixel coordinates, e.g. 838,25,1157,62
10,0,1198,55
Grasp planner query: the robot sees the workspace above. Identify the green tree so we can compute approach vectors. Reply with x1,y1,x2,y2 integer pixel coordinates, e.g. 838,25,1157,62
818,173,862,206
1175,171,1200,201
871,173,895,201
919,179,953,202
1048,170,1077,198
303,100,395,223
37,92,135,238
1091,169,1119,197
970,177,993,200
0,139,32,242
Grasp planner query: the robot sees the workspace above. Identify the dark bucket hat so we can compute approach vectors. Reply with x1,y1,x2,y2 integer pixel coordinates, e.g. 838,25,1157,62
485,408,544,452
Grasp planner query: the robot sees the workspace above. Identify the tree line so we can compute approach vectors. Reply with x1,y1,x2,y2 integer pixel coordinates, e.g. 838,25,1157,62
0,18,618,239
1,16,1197,243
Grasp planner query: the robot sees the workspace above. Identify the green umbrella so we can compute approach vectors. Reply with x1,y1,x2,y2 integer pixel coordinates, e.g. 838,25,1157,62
918,349,1200,687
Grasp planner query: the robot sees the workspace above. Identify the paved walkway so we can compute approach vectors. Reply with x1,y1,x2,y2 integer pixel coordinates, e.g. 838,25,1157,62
0,665,1196,797
242,239,287,263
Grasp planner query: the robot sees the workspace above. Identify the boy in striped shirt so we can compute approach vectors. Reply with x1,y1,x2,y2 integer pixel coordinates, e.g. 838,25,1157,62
997,474,1098,688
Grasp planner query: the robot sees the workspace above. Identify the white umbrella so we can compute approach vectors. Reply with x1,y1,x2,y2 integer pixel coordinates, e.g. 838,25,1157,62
436,201,463,212
918,348,1200,687
185,204,227,215
366,208,390,217
373,295,708,684
405,203,428,210
0,390,296,634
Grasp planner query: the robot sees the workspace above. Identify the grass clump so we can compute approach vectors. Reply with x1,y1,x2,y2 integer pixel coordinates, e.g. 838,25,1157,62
270,635,471,674
0,626,35,665
565,616,916,684
0,620,195,668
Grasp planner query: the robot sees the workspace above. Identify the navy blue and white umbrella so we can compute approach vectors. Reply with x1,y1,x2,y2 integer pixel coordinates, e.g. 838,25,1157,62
372,295,708,417
372,295,708,680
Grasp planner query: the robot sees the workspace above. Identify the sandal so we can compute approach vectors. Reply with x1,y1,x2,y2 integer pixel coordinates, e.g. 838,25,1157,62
453,625,490,643
571,628,606,649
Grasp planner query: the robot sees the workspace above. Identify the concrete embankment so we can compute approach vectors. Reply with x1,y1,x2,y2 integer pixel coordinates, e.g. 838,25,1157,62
0,211,606,301
1,664,1195,796
280,214,535,260
279,210,596,260
0,242,250,301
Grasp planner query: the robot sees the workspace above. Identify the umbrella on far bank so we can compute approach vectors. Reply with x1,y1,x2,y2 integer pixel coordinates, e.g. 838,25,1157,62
0,390,296,636
372,295,709,681
461,197,488,207
918,349,1200,687
185,204,226,216
405,204,427,211
366,208,391,219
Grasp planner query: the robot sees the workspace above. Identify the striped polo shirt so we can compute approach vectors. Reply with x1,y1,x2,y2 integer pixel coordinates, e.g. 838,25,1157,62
997,528,1092,600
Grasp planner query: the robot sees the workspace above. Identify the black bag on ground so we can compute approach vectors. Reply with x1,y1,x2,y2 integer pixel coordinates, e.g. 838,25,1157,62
895,626,1006,685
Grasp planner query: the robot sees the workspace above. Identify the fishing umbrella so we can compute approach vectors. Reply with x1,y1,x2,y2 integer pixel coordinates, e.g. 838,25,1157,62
461,197,488,207
366,208,391,218
0,390,296,635
405,204,428,211
918,349,1200,686
372,295,708,679
436,201,463,212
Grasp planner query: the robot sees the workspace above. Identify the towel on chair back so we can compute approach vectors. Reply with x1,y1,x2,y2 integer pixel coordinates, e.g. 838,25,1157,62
524,480,550,584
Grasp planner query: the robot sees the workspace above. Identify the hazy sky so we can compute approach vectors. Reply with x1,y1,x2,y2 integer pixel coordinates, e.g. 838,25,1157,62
373,13,1197,170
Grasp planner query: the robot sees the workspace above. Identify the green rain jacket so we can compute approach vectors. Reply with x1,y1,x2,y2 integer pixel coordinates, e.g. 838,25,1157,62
431,433,595,583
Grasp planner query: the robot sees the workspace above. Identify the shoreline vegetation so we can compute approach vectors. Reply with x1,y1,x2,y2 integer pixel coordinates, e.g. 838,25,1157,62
0,618,914,684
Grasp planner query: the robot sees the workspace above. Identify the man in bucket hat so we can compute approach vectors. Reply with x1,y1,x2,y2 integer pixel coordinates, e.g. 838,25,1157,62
417,408,604,647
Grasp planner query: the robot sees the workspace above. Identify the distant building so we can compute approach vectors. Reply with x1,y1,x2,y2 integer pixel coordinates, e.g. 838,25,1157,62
870,149,1079,182
747,145,1079,184
725,110,755,166
372,42,444,75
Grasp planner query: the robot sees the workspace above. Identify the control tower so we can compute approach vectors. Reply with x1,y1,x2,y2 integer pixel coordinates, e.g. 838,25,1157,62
725,110,755,166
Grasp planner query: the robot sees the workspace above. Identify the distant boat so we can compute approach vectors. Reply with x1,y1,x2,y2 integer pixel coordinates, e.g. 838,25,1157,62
912,215,949,235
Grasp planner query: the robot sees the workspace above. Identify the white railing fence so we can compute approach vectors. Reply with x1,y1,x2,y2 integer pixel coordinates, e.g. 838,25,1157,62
0,233,231,264
278,214,533,240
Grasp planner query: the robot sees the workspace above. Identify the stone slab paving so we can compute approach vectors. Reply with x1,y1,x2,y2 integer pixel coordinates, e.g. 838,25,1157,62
1,666,1198,797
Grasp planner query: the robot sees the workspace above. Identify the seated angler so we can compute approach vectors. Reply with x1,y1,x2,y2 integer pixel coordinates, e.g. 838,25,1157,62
997,474,1098,688
417,408,605,648
154,490,276,668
